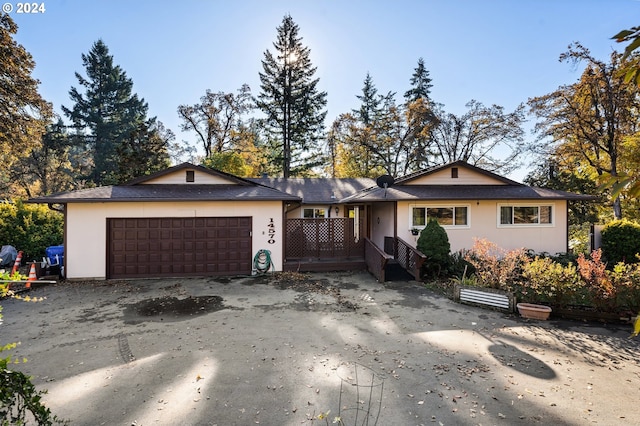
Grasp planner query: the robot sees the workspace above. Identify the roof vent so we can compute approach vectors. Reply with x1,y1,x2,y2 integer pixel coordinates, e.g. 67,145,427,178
186,170,195,182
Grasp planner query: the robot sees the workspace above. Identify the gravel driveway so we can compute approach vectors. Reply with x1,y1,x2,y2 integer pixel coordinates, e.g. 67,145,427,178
2,271,639,425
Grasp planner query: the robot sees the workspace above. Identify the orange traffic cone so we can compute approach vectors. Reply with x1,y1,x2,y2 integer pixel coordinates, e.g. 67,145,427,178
11,251,23,275
26,262,37,289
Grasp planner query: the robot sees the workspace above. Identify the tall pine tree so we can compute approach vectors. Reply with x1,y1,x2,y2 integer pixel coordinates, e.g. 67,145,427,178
353,73,381,125
63,40,153,186
256,15,327,177
404,57,433,104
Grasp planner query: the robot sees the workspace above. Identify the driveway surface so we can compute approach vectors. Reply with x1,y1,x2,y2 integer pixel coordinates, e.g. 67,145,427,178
2,271,639,425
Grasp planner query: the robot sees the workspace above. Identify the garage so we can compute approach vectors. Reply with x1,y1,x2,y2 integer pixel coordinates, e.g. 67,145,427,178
108,217,252,278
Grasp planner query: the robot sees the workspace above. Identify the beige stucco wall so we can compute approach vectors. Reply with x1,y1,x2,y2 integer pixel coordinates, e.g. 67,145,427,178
404,167,508,185
397,199,568,254
370,202,395,248
141,169,231,184
65,201,284,279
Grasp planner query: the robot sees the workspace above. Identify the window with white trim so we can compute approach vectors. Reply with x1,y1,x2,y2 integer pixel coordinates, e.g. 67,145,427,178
303,208,326,218
411,205,469,227
499,204,553,226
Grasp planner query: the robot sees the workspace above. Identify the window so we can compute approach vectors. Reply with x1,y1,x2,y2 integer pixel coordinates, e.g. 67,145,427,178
499,205,553,226
451,167,458,178
303,208,326,218
186,170,195,182
411,206,468,227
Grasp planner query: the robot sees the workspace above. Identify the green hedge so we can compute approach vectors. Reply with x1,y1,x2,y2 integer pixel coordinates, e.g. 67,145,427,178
601,219,640,264
0,200,63,265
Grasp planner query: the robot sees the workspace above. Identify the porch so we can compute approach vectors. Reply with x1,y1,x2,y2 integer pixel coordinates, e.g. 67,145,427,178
283,218,426,281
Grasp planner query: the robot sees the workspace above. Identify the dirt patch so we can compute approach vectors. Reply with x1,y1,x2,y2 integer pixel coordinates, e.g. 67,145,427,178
269,271,359,311
122,295,232,324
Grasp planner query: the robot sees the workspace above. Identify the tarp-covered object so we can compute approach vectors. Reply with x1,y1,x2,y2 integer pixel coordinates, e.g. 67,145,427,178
0,245,18,267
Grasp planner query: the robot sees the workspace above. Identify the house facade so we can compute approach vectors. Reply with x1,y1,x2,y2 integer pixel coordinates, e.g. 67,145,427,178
28,161,593,280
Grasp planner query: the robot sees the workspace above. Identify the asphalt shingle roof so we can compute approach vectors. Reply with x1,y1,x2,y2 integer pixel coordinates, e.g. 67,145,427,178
249,178,376,204
28,184,301,203
339,184,596,202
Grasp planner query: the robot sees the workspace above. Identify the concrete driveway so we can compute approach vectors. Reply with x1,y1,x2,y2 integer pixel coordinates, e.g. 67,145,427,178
2,271,639,425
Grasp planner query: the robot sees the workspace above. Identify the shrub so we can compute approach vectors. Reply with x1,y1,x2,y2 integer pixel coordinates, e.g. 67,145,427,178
576,249,616,311
519,256,583,308
447,250,474,278
609,262,640,313
464,238,527,290
601,219,640,264
417,219,450,277
0,200,63,263
1,282,65,425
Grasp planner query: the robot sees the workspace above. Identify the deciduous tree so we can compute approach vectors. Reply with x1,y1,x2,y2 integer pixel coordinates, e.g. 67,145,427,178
178,85,253,158
0,13,52,197
528,43,640,219
429,100,525,174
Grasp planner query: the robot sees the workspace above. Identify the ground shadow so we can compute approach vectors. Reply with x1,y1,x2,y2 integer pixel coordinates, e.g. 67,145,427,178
488,339,556,379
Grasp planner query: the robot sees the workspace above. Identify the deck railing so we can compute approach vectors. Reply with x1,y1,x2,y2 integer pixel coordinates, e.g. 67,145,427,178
364,237,393,282
395,237,427,279
285,218,364,259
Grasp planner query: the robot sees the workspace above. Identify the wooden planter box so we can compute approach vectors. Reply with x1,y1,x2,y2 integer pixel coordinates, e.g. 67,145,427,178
454,285,515,313
551,306,631,324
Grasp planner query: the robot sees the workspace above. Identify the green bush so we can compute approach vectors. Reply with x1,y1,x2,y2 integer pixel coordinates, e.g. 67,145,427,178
519,256,583,308
601,219,640,264
417,219,450,277
609,262,640,313
0,200,63,264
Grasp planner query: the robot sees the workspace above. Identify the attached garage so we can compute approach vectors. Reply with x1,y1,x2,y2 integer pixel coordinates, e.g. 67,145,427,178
108,217,252,278
28,163,299,280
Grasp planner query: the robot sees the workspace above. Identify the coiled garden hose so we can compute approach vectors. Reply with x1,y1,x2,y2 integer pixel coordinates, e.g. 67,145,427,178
253,249,274,274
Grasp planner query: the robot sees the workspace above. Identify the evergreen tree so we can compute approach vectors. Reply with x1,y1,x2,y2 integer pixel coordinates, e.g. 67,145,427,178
353,73,381,125
404,57,433,103
115,119,172,182
256,15,328,177
63,39,150,186
0,13,52,197
417,218,451,277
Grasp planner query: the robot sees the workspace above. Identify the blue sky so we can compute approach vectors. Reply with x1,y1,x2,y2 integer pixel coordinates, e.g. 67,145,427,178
8,0,638,180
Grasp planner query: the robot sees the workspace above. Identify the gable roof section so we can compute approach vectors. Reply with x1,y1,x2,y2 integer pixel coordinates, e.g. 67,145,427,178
339,161,595,203
396,160,521,185
125,162,253,186
250,177,376,204
27,163,300,204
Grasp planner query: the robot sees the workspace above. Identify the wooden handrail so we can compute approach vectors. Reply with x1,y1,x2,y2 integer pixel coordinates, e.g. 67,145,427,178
364,238,393,282
395,237,427,279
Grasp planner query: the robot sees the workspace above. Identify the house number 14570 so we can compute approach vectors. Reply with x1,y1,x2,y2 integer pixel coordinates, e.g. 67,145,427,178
267,218,275,244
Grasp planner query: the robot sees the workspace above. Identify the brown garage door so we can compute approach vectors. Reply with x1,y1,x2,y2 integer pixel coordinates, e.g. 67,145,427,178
108,217,252,278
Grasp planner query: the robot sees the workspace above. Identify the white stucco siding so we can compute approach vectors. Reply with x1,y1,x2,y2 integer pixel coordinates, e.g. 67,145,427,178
65,201,284,279
397,200,568,255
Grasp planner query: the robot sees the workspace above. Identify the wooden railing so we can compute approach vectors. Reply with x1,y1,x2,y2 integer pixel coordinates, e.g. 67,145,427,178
285,218,364,259
364,238,393,282
395,237,427,279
